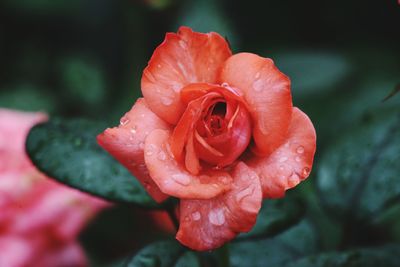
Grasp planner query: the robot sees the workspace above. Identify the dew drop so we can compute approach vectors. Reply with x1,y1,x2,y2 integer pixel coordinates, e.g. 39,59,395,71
171,174,191,186
302,167,310,177
253,78,264,92
179,40,186,49
161,97,173,106
184,216,190,222
218,176,229,185
295,156,301,162
157,151,166,161
279,157,288,163
255,71,261,79
221,82,229,87
208,208,225,226
119,117,130,126
236,186,254,203
191,211,201,221
288,173,300,187
130,126,137,135
157,64,162,68
145,144,157,156
296,146,305,154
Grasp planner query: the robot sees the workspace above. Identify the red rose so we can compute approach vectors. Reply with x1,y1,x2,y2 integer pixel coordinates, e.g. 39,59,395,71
98,27,316,251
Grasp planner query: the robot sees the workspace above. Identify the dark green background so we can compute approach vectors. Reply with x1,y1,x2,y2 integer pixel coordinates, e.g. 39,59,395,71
2,0,400,266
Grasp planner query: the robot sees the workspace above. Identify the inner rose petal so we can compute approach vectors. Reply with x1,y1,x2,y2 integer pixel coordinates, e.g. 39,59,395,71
170,84,252,174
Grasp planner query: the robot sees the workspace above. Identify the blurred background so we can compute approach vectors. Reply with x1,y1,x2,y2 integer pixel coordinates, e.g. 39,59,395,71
1,0,400,266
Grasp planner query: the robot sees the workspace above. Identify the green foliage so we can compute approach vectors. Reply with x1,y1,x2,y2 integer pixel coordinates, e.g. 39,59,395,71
284,245,400,267
275,51,351,98
26,118,160,208
237,195,305,240
123,241,185,267
317,111,400,221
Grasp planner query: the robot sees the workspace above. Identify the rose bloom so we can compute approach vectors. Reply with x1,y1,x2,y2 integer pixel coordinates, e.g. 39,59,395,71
98,27,316,251
0,109,108,267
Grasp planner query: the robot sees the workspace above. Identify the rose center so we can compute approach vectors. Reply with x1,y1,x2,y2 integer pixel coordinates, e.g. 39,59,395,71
206,102,227,135
171,84,252,174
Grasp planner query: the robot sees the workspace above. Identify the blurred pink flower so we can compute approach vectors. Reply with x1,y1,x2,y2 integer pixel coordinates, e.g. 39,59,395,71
0,109,108,267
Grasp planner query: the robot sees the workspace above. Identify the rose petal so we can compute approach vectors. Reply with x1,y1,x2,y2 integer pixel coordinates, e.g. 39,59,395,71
219,52,292,155
176,162,262,251
144,129,232,199
97,98,171,202
141,26,232,125
248,107,316,198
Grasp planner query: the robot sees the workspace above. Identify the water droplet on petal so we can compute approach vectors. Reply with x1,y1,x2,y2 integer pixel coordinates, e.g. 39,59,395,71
157,151,166,161
253,77,264,92
157,64,162,68
295,156,301,162
191,211,201,221
161,97,173,106
236,186,254,203
296,146,305,154
145,144,157,156
179,40,186,49
218,176,230,185
171,174,191,186
221,82,229,87
119,117,130,126
255,71,261,79
279,157,288,163
288,173,300,187
208,208,225,226
184,216,190,222
130,126,137,134
302,167,310,177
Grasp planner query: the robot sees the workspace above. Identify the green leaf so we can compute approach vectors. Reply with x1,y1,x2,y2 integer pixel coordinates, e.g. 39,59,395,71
230,219,318,267
274,51,351,98
317,110,400,221
237,194,305,241
283,245,400,267
59,57,106,106
123,240,185,267
26,118,160,208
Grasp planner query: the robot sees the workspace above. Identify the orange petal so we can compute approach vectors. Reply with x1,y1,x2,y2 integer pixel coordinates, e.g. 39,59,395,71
248,107,316,198
141,26,232,125
176,162,262,251
97,98,171,203
144,129,232,199
219,52,293,155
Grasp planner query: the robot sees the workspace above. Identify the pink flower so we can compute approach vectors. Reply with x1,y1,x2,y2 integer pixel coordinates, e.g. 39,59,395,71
0,108,108,267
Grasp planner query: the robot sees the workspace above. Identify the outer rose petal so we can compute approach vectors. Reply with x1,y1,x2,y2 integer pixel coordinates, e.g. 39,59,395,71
248,107,316,198
219,53,292,155
176,162,262,251
141,26,232,124
97,98,171,202
144,129,232,199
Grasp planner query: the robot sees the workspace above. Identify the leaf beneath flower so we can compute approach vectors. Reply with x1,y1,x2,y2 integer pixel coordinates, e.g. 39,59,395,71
26,118,161,208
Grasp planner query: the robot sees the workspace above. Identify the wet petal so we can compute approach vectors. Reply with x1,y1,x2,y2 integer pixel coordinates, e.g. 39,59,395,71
176,162,262,251
144,129,232,199
248,107,316,198
142,26,232,124
97,98,171,202
219,52,292,155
